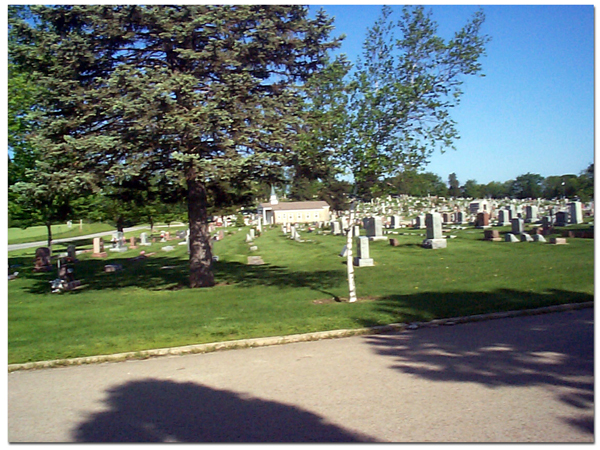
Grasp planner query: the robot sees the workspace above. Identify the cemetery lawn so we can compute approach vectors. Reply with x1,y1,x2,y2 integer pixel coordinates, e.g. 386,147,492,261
8,223,116,245
8,226,594,364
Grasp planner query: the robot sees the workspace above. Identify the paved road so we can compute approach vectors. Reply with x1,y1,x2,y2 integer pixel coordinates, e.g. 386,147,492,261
8,308,594,443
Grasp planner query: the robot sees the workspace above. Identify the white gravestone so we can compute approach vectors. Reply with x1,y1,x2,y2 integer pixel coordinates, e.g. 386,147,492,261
422,213,446,249
353,236,374,267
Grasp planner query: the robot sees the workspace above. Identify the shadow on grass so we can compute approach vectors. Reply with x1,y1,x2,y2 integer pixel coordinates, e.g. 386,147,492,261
74,378,376,442
356,293,594,436
13,253,345,297
354,289,594,327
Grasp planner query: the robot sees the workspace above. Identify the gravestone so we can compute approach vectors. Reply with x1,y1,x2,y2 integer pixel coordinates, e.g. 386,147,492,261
331,221,342,235
33,247,52,272
391,215,402,229
364,217,384,239
247,256,265,265
422,213,446,249
129,236,137,249
67,244,77,260
568,202,583,224
92,237,107,257
555,211,569,227
511,218,524,235
455,211,466,224
484,229,501,241
505,233,519,243
475,212,490,228
414,215,426,229
140,232,151,246
339,245,348,257
340,217,349,232
353,236,374,267
525,205,538,223
532,234,546,243
550,237,567,245
389,238,400,247
520,233,534,242
497,210,511,226
110,232,128,252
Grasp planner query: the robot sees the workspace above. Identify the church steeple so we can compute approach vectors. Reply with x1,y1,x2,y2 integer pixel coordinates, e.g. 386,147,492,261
269,185,278,205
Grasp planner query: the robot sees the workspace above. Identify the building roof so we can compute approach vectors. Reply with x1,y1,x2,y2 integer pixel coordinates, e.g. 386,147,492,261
259,201,330,211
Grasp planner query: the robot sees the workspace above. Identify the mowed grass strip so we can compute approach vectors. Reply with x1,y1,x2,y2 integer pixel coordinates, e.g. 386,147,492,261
8,226,594,364
8,223,117,245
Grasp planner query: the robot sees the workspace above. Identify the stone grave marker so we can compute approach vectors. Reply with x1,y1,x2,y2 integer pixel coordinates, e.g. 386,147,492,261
247,256,265,265
475,212,490,228
505,233,519,243
520,233,534,242
110,232,128,252
568,202,583,224
33,247,52,272
140,232,151,246
525,205,538,223
331,221,341,235
511,218,524,235
550,237,567,245
92,238,107,258
422,213,446,249
484,229,501,241
353,236,374,267
67,244,77,260
365,217,386,241
497,210,511,226
555,211,569,227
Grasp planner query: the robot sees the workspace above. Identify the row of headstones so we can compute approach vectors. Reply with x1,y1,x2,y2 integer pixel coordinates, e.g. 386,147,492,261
340,212,448,268
352,200,586,226
93,230,192,256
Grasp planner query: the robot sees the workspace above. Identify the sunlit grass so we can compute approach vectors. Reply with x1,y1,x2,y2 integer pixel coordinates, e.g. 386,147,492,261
8,224,594,364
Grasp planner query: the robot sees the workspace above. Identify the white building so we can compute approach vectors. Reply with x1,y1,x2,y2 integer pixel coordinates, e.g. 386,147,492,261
257,187,331,225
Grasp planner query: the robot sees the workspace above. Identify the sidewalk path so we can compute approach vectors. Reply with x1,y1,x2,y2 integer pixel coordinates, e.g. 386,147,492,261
8,307,593,442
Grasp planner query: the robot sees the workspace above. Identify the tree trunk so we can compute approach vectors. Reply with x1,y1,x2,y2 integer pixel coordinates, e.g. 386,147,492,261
187,173,215,288
46,221,53,254
346,203,357,303
116,216,124,233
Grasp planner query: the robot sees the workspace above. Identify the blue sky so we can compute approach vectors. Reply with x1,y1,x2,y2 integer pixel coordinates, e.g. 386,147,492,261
308,4,594,185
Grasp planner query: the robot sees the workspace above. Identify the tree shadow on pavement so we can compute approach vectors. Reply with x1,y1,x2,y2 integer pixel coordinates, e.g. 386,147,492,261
73,378,377,443
358,300,594,436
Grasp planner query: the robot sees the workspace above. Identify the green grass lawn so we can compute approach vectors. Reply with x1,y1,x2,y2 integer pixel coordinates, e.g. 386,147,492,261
8,223,117,245
7,225,594,364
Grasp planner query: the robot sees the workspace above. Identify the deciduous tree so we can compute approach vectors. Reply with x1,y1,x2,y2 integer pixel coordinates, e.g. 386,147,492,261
345,5,489,197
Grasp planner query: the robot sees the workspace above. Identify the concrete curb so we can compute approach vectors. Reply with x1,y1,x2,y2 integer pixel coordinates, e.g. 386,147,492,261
8,301,593,373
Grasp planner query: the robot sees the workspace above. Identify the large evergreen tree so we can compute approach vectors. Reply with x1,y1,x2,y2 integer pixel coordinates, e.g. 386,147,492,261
11,5,340,287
